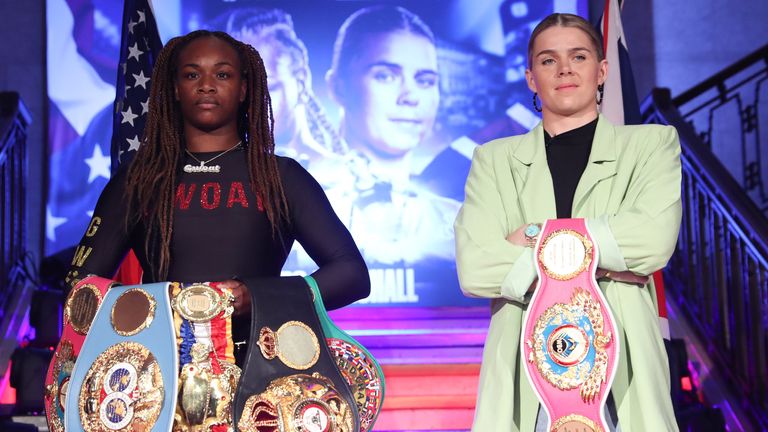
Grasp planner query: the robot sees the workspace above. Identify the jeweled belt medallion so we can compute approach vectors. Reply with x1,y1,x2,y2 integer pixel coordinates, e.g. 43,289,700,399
111,288,156,336
45,340,75,432
326,339,381,431
528,287,612,401
537,228,593,281
78,342,164,432
173,341,241,431
239,373,354,432
65,282,103,335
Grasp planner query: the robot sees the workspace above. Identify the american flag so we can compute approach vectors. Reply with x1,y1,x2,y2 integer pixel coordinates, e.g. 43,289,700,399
110,0,163,171
45,0,117,255
45,0,162,256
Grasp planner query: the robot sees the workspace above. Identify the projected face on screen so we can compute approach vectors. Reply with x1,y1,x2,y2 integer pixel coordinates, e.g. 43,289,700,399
218,7,339,165
335,30,439,157
253,41,302,142
47,0,587,307
327,6,440,162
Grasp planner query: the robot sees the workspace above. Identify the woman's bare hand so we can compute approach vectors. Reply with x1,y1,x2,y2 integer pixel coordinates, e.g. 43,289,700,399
595,269,649,285
217,279,250,316
506,224,530,247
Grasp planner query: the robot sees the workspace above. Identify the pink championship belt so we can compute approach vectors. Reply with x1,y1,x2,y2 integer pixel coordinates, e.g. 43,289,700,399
521,218,619,432
44,275,119,432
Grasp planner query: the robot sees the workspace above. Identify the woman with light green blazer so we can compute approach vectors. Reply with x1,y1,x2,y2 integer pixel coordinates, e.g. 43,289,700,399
454,13,681,432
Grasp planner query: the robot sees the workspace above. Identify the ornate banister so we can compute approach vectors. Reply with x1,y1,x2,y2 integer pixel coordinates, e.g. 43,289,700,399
0,92,32,319
671,44,768,216
643,87,768,430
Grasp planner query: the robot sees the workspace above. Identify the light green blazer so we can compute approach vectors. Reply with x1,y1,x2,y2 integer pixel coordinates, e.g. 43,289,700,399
454,115,681,431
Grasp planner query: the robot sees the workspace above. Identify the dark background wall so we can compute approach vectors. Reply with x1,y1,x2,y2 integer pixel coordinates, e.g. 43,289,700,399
596,0,768,101
0,0,46,264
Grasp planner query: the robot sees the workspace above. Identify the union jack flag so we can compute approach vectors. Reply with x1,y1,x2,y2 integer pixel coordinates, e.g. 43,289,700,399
598,0,669,338
597,0,641,125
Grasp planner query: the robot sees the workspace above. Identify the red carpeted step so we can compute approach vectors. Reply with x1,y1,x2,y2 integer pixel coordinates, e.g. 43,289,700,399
326,307,487,430
374,408,474,431
372,363,480,431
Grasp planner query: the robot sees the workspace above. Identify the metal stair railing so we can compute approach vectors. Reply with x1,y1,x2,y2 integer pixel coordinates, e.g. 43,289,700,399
643,87,768,430
673,44,768,216
0,92,31,317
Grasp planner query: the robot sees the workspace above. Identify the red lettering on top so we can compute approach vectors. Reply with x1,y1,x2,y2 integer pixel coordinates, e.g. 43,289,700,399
175,183,197,210
227,181,250,208
200,182,221,210
175,181,259,211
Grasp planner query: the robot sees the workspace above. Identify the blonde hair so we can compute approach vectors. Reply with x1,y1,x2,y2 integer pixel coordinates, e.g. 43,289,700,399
527,13,604,68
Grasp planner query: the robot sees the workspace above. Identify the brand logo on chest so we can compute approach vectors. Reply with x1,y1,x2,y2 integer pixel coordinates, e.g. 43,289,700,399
174,181,264,211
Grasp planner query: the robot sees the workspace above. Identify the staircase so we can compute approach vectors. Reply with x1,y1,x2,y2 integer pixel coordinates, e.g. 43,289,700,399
328,306,489,431
376,363,478,431
642,43,768,431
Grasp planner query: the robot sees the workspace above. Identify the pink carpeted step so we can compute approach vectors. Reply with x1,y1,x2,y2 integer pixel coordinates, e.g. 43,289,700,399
324,307,487,429
329,306,490,365
371,363,480,431
374,407,474,431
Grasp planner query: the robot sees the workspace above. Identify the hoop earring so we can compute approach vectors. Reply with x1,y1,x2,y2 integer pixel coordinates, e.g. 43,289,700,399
596,84,605,105
532,93,542,112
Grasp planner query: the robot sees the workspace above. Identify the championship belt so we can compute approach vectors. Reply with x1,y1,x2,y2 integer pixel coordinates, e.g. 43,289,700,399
304,276,384,432
521,219,620,432
45,276,118,432
234,276,360,432
64,282,178,432
170,282,240,431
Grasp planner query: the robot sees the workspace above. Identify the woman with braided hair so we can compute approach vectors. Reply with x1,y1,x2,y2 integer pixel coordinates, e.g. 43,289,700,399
213,7,345,166
65,29,370,357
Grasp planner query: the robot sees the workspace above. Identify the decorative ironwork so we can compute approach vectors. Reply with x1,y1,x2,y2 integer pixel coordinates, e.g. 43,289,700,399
671,44,768,215
643,86,768,430
0,92,31,317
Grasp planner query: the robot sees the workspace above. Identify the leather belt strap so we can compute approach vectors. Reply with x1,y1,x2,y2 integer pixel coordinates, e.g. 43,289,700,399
234,276,360,432
305,275,384,431
45,275,117,432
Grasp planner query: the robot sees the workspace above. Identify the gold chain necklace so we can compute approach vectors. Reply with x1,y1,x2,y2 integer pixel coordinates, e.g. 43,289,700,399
183,141,242,174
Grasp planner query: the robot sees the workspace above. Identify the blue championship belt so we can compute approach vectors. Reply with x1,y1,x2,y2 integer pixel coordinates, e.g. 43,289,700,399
65,282,178,432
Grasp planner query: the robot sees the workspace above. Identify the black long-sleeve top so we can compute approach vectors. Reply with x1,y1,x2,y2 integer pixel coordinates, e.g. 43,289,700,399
544,118,598,218
66,148,370,312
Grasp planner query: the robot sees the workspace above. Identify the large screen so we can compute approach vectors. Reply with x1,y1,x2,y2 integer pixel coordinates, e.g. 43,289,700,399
46,0,588,307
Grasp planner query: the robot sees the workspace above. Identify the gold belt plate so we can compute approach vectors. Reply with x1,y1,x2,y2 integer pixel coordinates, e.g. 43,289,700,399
258,321,321,370
171,284,234,323
239,373,355,432
65,283,103,335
